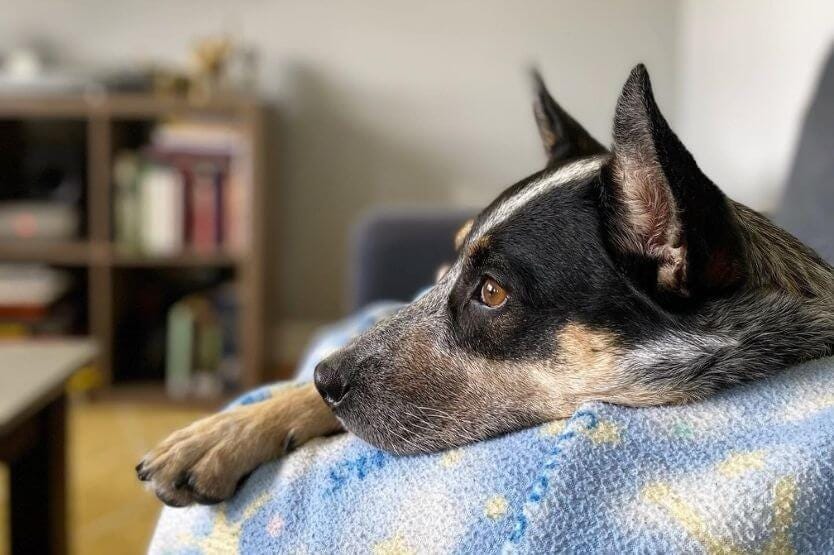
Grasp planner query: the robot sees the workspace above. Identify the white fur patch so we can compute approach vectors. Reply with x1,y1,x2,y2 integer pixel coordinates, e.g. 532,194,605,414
470,156,607,242
621,331,738,371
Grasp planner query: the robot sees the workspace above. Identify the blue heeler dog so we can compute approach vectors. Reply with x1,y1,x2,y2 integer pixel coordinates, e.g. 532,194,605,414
138,65,834,507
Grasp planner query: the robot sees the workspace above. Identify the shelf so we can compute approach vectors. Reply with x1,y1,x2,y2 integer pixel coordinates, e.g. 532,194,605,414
0,240,92,265
108,249,241,267
0,96,90,119
0,93,267,389
103,94,259,119
0,241,241,268
0,93,259,120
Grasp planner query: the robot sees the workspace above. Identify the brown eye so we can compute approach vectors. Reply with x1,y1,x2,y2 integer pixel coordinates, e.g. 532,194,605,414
479,277,508,308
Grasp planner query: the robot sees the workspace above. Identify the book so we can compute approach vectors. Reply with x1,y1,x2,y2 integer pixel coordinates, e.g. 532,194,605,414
166,299,195,398
164,283,240,397
113,151,141,252
112,117,251,257
165,295,219,398
152,119,250,253
139,164,185,255
224,150,250,253
189,160,224,252
151,120,246,154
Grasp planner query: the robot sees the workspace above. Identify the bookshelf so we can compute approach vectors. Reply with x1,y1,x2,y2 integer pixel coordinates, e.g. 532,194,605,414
0,93,268,393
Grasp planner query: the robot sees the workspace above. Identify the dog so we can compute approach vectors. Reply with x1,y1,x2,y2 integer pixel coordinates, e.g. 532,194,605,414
137,65,834,507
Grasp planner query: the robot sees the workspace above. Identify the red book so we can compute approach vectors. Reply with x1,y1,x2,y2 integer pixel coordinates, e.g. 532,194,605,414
190,162,223,253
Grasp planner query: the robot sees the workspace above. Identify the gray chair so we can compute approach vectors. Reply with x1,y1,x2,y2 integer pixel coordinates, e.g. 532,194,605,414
348,208,473,311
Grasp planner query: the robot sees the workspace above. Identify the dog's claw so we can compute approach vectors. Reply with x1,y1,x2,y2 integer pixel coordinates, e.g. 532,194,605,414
136,461,151,481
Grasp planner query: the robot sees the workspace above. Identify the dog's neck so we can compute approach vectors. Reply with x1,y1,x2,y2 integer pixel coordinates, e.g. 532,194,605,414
621,203,834,403
733,203,834,299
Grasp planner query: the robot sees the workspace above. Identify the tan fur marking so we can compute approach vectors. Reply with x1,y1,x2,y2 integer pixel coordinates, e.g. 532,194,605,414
557,322,622,378
467,235,491,257
538,323,688,413
141,383,340,506
454,219,474,250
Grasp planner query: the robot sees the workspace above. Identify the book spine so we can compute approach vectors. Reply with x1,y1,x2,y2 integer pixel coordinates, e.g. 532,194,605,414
140,165,185,255
214,167,224,245
224,144,251,253
113,152,141,252
190,165,220,253
166,302,194,398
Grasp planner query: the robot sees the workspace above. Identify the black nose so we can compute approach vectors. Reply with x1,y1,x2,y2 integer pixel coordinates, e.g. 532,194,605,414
314,358,350,406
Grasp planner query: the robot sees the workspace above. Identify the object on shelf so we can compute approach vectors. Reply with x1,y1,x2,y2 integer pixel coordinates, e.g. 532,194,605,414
0,45,91,95
189,159,225,253
113,152,141,252
188,36,233,103
151,119,247,153
0,264,70,305
0,201,79,240
139,164,185,255
187,35,259,102
113,118,250,256
165,283,239,398
0,264,76,337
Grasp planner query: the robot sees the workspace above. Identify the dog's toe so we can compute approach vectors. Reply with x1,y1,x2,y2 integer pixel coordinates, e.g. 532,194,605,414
138,411,266,507
155,486,193,508
182,453,241,503
145,467,198,507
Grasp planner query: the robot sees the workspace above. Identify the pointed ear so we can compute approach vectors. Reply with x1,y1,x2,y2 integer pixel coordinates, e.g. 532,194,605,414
531,70,607,166
601,64,746,299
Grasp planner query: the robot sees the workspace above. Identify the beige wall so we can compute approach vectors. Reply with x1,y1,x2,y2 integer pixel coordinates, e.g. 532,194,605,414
677,0,834,211
0,0,681,361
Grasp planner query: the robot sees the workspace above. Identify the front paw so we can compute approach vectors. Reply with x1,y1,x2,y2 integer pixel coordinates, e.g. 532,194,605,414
136,406,278,507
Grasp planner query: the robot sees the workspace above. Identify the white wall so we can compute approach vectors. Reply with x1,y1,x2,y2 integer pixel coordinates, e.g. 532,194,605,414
677,0,834,210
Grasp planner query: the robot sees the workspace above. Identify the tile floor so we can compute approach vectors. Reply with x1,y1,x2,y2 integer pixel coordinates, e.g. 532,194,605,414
1,399,208,555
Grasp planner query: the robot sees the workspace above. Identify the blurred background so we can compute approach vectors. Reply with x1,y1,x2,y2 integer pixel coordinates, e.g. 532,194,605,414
0,1,830,553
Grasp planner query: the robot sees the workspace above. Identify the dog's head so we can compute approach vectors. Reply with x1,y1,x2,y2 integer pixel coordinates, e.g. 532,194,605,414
314,65,832,454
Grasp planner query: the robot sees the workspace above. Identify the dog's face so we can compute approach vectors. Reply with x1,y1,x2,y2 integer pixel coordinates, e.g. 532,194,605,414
317,158,641,454
314,65,831,454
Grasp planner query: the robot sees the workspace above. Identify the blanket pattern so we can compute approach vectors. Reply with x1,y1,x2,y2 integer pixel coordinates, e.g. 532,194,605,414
150,356,834,554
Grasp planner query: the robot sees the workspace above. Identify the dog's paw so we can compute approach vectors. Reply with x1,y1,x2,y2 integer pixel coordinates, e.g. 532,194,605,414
136,405,281,507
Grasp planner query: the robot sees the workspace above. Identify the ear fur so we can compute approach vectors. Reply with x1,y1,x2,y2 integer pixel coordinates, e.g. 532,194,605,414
531,69,607,166
601,64,747,300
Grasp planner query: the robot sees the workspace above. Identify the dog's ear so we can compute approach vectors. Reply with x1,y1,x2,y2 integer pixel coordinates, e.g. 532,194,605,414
600,64,746,300
531,70,607,166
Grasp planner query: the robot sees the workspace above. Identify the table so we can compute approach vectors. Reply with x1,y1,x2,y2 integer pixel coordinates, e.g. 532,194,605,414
0,340,97,555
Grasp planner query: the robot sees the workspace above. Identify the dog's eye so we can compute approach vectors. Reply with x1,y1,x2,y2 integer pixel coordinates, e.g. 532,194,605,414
479,277,508,308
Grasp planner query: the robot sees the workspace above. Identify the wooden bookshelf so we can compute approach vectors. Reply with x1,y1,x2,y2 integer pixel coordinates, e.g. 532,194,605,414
0,93,268,392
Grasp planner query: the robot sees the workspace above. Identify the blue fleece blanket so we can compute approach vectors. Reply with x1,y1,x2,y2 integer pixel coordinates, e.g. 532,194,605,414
149,352,834,554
